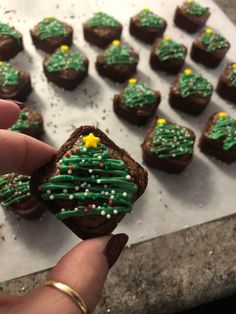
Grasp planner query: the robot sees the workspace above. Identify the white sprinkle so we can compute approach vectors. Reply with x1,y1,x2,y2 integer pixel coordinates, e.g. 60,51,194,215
104,184,108,188
68,170,72,174
81,159,85,163
98,155,102,160
111,190,115,194
101,210,106,216
98,206,101,209
47,190,51,194
61,208,65,212
105,191,109,196
75,186,79,191
113,209,118,214
83,148,87,152
74,207,78,211
123,192,127,197
107,309,111,313
63,189,68,193
106,214,111,219
89,169,93,173
87,184,91,188
126,175,131,180
84,192,88,196
92,204,96,209
97,179,101,184
59,159,63,164
91,175,95,179
85,189,89,193
27,192,30,196
69,195,74,200
49,195,54,200
110,195,115,199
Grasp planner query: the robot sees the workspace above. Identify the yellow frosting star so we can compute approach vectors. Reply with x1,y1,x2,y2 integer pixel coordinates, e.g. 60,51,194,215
0,61,4,65
112,40,120,46
164,35,171,41
187,0,193,3
184,69,192,75
205,28,213,34
60,45,69,51
143,6,150,11
83,133,101,149
128,78,137,85
217,112,228,118
156,118,166,125
232,63,236,69
45,16,53,19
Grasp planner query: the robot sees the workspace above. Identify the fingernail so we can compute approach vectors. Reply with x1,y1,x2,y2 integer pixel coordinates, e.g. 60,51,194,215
104,233,128,268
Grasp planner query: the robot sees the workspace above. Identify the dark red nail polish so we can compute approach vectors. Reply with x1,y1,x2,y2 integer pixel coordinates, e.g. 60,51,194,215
104,233,128,268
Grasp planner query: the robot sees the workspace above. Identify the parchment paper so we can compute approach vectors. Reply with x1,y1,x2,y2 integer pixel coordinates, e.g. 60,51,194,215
0,0,235,282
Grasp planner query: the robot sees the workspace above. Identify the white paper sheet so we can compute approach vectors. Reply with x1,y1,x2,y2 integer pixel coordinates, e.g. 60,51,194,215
0,0,235,282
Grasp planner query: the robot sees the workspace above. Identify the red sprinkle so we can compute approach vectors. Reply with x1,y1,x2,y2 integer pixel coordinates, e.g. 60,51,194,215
88,204,92,209
99,163,104,169
108,199,113,206
83,208,88,213
99,149,103,153
69,165,73,171
66,152,71,157
75,148,80,153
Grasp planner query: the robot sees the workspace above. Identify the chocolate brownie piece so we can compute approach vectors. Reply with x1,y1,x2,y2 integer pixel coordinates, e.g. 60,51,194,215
0,174,44,219
150,36,187,74
113,78,161,125
96,40,139,83
169,68,213,115
217,63,236,104
129,7,167,44
142,118,195,173
0,61,32,101
174,1,210,34
30,126,148,239
43,45,89,90
190,28,230,68
199,112,236,163
9,105,44,139
83,12,122,49
30,17,73,54
0,22,23,60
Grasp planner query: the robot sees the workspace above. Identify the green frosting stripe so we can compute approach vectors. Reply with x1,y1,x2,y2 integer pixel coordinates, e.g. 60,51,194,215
39,141,138,220
0,174,31,207
10,109,39,133
46,49,86,72
179,72,213,98
104,44,137,65
187,1,208,16
0,22,21,44
0,62,19,86
37,17,68,40
139,9,163,28
228,66,236,88
150,122,194,158
122,82,157,108
156,39,185,61
87,12,119,28
201,31,230,52
208,115,236,151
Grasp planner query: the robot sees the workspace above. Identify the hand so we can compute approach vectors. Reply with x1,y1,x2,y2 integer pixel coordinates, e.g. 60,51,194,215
0,100,128,313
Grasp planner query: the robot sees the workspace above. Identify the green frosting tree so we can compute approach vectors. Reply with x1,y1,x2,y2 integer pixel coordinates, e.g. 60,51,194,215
139,8,163,27
37,17,68,40
156,37,185,61
0,62,19,86
104,41,137,65
201,29,230,52
0,22,21,43
87,12,119,28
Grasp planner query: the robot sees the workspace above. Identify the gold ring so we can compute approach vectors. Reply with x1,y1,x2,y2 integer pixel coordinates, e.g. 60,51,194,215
44,280,88,314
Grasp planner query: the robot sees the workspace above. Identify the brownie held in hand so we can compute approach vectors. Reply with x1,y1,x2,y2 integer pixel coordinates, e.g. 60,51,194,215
217,63,236,104
0,22,23,60
30,126,148,239
169,68,213,115
129,7,167,44
150,36,187,74
0,174,44,220
0,61,32,101
199,112,236,163
190,28,230,68
174,0,210,33
113,78,161,125
83,12,122,49
43,45,89,90
142,118,195,173
96,40,139,83
30,17,73,53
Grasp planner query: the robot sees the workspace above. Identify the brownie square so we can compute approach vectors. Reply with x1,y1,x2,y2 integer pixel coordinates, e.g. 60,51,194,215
217,63,236,104
142,118,195,173
150,36,187,74
83,12,122,49
113,78,161,125
30,17,73,54
0,22,23,60
0,61,32,101
129,8,167,44
96,40,139,83
174,1,210,33
30,126,148,239
169,68,213,115
190,28,230,68
43,45,89,90
199,112,236,163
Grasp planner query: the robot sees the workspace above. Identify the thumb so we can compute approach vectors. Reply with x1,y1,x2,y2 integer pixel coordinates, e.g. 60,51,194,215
14,234,128,314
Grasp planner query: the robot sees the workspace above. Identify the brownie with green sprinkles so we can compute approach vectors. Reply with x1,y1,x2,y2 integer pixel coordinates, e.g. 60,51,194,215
217,63,236,104
0,21,23,60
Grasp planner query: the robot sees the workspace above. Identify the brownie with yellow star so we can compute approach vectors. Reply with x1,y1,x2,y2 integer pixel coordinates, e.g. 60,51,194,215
199,112,236,163
30,126,148,239
174,1,210,34
216,63,236,104
169,68,213,115
190,28,230,68
142,118,195,173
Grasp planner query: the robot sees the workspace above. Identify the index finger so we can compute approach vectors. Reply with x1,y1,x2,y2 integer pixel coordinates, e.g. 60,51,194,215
0,130,56,175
